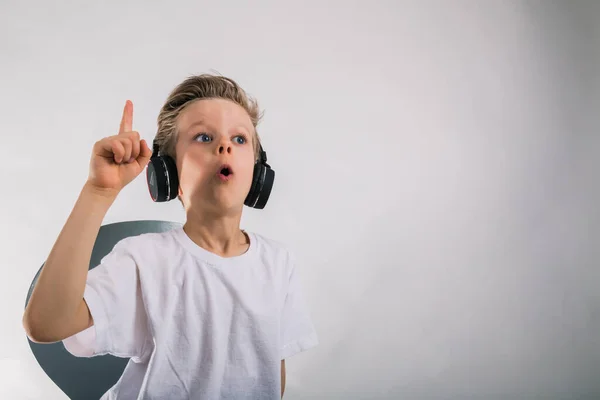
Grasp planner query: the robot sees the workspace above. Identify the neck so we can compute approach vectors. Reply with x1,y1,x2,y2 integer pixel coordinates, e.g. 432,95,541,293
182,208,249,258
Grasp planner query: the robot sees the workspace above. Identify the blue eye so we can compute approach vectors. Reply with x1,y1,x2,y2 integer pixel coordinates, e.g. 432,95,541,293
234,135,247,145
195,133,212,143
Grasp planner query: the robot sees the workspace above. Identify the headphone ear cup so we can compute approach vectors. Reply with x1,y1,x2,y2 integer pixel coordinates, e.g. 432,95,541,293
146,158,166,202
254,167,274,209
146,156,179,202
244,163,275,209
162,156,179,201
244,163,263,208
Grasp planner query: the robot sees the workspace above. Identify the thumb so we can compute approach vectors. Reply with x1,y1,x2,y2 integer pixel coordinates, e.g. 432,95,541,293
137,139,153,166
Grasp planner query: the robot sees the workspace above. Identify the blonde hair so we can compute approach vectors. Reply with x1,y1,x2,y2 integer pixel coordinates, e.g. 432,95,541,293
154,74,263,161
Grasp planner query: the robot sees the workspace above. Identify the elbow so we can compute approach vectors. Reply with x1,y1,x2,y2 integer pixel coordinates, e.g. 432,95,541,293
23,322,59,344
22,313,40,343
22,310,60,344
22,312,43,343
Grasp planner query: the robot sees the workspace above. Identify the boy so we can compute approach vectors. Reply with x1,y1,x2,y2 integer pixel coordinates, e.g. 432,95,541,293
23,74,318,399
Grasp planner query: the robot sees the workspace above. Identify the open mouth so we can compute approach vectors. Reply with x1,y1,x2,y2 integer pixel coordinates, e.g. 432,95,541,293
217,164,233,180
220,167,231,176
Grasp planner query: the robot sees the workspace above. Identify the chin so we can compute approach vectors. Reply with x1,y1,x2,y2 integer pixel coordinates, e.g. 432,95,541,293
182,181,250,214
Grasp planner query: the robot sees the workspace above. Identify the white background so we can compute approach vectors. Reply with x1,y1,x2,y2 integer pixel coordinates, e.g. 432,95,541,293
1,1,599,399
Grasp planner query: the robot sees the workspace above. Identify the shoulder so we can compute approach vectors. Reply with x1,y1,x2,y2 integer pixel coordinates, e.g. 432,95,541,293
250,231,292,256
250,231,287,251
248,231,298,275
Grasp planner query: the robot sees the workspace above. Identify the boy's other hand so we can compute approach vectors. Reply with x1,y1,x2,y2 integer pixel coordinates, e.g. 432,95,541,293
86,100,152,197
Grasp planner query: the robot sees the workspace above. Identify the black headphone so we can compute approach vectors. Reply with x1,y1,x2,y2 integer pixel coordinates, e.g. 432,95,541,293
146,139,275,209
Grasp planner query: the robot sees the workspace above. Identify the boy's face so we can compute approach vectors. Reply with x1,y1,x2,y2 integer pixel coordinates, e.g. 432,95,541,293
174,98,256,214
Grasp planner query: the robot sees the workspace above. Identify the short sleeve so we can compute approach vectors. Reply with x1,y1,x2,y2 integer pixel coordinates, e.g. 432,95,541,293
280,252,319,359
62,240,151,362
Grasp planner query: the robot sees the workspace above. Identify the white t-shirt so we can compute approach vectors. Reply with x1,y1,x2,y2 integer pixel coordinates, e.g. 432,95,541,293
62,227,318,400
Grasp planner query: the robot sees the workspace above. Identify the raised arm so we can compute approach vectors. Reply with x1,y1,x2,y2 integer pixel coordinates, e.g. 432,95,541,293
23,101,151,343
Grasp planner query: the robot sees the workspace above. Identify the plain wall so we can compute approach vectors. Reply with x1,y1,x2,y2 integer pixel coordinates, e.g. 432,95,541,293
1,1,598,398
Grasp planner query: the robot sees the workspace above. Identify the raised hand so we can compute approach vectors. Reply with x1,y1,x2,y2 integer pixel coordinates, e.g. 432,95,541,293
86,100,152,196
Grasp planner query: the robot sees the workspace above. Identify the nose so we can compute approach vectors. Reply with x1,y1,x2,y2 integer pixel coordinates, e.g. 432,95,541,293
216,140,232,155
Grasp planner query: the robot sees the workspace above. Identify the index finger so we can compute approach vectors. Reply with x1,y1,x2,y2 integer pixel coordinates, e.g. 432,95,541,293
119,100,133,134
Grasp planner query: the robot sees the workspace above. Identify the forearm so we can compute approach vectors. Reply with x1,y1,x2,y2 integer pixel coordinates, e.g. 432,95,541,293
23,183,116,342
